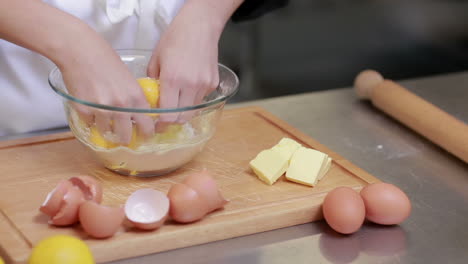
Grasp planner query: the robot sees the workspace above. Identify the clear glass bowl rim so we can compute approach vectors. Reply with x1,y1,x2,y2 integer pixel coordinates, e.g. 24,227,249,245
48,54,239,114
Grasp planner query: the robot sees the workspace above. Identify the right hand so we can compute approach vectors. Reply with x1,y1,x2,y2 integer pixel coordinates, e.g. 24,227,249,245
59,35,154,145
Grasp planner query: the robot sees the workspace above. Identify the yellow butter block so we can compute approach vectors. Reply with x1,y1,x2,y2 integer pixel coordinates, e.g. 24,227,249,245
286,147,329,187
249,138,302,185
250,137,302,185
250,149,289,185
318,157,332,181
271,137,302,160
250,137,332,187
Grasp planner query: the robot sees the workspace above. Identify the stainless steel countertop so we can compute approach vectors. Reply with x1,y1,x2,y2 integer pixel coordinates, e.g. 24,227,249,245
2,71,467,264
115,71,468,264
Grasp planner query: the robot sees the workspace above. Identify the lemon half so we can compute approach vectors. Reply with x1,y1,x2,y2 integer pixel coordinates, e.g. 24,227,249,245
137,77,160,108
28,235,94,264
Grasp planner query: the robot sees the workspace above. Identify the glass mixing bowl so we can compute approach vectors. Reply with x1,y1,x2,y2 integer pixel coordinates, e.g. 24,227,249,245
49,50,239,177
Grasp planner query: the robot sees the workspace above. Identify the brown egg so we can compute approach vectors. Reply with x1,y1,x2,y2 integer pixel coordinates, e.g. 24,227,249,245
183,170,228,212
167,183,209,223
40,180,73,217
69,175,103,203
322,187,365,234
50,186,85,226
124,188,169,230
79,201,125,238
360,183,411,225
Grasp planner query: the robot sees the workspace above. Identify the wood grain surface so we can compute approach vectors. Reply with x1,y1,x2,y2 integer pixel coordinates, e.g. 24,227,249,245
0,106,380,264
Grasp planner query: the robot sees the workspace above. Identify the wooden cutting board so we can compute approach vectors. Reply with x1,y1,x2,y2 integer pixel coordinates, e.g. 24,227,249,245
0,106,380,264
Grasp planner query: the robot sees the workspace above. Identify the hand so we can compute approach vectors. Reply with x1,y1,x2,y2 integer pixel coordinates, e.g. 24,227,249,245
147,0,223,123
60,32,154,145
0,0,155,145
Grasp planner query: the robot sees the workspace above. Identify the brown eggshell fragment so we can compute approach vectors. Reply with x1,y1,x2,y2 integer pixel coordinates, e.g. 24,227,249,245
167,183,210,223
183,170,228,212
79,201,125,238
68,175,103,203
360,183,411,225
40,180,73,217
50,186,85,226
322,187,365,235
124,188,169,230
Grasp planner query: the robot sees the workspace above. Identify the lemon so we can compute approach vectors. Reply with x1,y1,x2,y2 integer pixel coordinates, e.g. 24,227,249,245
137,77,160,108
28,235,94,264
0,257,5,264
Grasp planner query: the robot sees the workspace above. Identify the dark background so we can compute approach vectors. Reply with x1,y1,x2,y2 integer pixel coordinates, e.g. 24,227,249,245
218,0,468,102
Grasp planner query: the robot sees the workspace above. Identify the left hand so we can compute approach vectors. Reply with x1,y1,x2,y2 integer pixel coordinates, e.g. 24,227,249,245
147,0,223,123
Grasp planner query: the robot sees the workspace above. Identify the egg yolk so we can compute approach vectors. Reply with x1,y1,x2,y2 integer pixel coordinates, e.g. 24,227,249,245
89,126,118,149
153,124,183,142
127,125,140,150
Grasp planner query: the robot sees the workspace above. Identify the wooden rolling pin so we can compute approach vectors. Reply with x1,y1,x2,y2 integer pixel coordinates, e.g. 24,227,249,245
354,70,468,163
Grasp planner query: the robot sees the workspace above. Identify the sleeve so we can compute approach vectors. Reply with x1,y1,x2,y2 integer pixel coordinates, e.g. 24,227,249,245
231,0,289,22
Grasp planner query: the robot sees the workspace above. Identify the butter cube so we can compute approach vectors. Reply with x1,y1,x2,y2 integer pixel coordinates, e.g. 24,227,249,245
286,147,329,187
250,137,331,186
318,157,332,181
250,149,289,185
249,138,302,185
271,138,302,159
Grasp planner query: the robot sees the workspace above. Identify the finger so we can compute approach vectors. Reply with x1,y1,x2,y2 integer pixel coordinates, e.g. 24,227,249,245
178,86,198,108
189,89,208,120
177,87,198,123
133,113,155,140
154,121,172,134
194,87,208,105
159,72,180,123
71,102,94,126
112,112,133,145
95,110,113,139
210,65,220,94
195,68,219,105
147,52,160,79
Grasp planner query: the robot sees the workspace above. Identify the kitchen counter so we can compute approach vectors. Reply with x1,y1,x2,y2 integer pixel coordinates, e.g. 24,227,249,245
2,71,467,264
117,71,468,264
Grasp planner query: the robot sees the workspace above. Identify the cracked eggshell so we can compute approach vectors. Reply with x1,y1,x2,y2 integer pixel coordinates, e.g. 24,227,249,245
183,171,228,213
167,183,210,223
40,180,73,217
124,188,169,230
79,201,125,238
50,186,85,226
68,175,103,203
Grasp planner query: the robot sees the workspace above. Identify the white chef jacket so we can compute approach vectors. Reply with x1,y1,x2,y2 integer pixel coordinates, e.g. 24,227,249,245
0,0,185,136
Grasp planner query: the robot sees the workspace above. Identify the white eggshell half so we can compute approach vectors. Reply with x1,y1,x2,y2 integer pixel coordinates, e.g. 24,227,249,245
124,188,169,230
